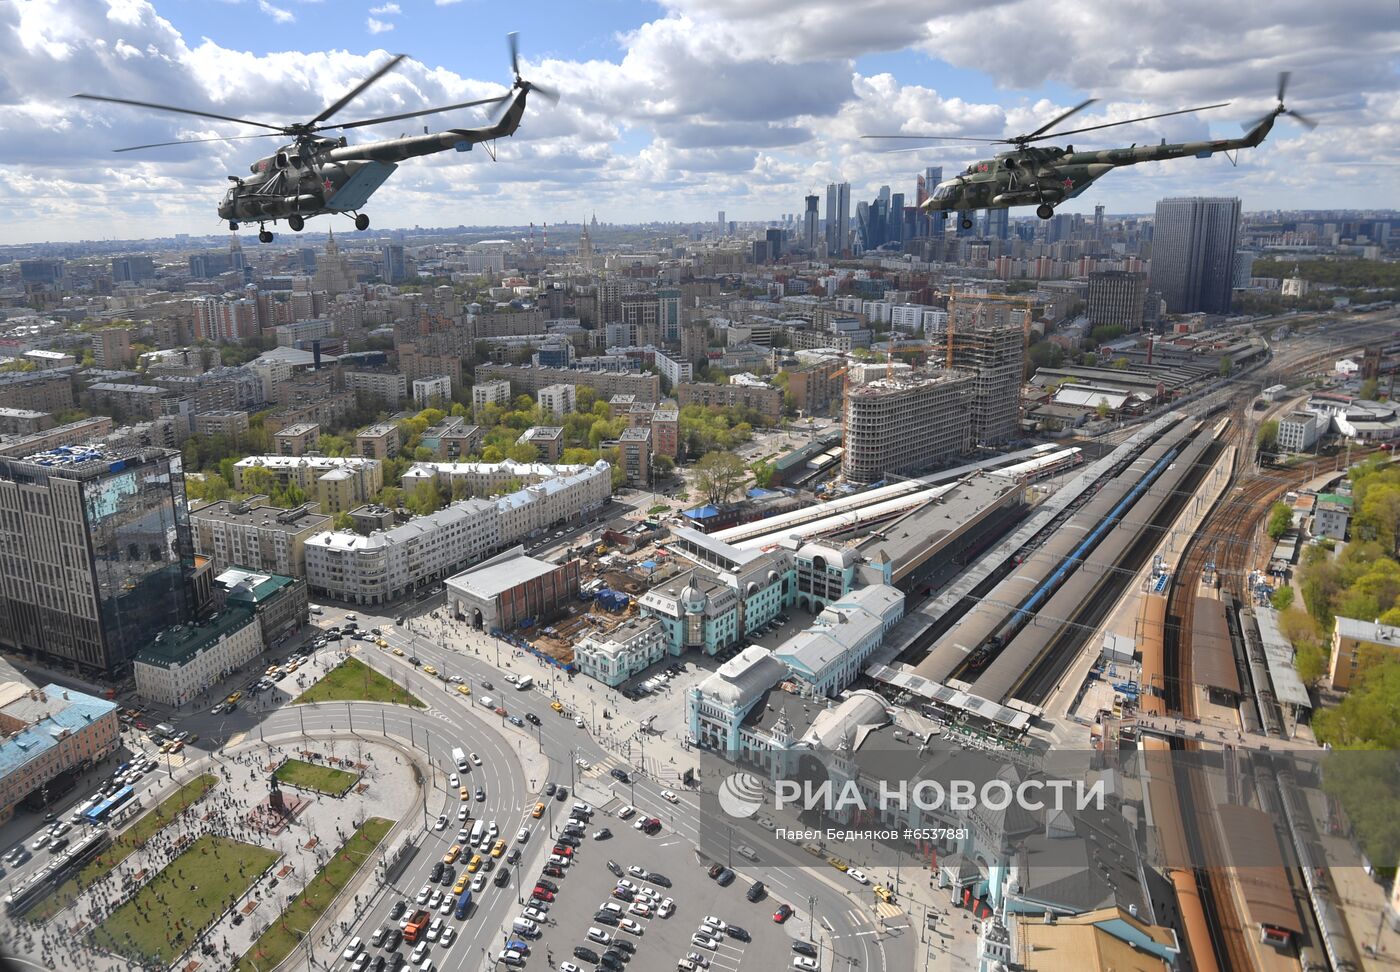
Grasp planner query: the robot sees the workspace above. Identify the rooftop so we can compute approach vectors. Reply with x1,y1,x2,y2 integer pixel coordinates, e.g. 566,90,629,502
188,496,329,530
446,551,564,599
0,684,118,779
134,605,258,669
215,566,297,604
620,426,652,442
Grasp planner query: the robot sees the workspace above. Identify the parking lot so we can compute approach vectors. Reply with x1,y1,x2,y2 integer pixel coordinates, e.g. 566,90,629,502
518,802,812,971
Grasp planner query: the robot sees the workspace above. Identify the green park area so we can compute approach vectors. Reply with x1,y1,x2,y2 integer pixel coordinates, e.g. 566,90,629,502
90,833,279,966
27,773,218,922
272,758,358,797
234,816,393,972
293,656,423,707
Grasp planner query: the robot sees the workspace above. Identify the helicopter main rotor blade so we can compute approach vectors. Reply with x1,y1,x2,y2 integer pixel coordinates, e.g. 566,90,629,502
509,32,521,78
1023,102,1230,143
1277,71,1291,104
861,134,1007,143
1021,98,1098,141
308,53,407,127
330,94,513,131
113,132,283,153
72,93,288,132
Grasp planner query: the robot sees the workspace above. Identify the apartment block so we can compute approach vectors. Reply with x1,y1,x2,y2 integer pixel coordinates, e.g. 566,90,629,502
344,369,407,406
0,684,121,823
650,408,680,460
0,417,114,458
274,422,320,456
193,410,250,440
618,426,652,486
355,422,401,459
91,327,135,369
538,383,577,418
841,371,974,484
947,297,1026,445
0,371,74,413
474,364,660,403
189,495,330,578
1329,616,1400,691
518,426,565,462
675,380,783,423
421,417,483,460
472,379,513,417
413,375,453,409
786,355,844,415
232,455,383,514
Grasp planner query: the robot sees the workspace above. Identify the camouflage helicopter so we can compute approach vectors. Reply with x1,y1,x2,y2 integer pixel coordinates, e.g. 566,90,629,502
74,34,556,242
864,73,1314,228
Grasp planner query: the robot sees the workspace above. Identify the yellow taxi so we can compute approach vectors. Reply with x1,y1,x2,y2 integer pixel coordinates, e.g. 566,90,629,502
286,661,299,673
873,884,893,903
423,665,438,677
455,684,471,698
453,875,469,895
376,638,388,648
550,701,564,713
459,786,470,801
391,647,405,657
159,740,174,753
531,802,545,819
442,844,461,864
490,839,506,858
226,691,242,704
828,857,849,872
466,854,483,873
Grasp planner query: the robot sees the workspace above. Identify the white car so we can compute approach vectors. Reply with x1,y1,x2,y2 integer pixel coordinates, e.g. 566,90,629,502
426,919,444,942
434,814,448,831
637,887,660,903
575,717,586,728
345,613,357,621
561,964,581,972
458,806,469,821
437,896,454,916
470,873,487,892
516,827,530,842
428,890,444,908
470,753,482,766
793,959,819,971
616,879,639,893
523,906,548,921
416,884,432,904
449,773,459,788
660,789,679,803
504,674,517,684
548,854,571,868
341,937,363,961
628,901,652,918
457,828,471,843
702,915,727,932
587,927,612,945
600,902,623,914
438,925,456,947
658,897,675,918
619,918,643,935
617,805,636,819
691,934,719,950
848,868,869,885
627,865,647,878
410,942,429,965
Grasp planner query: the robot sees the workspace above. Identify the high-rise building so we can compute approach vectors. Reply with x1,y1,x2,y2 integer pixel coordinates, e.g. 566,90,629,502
1093,204,1105,243
947,297,1026,445
984,209,1010,240
1151,197,1242,314
889,192,905,246
111,255,155,284
825,182,850,256
382,243,407,284
717,211,726,234
842,372,973,484
765,228,784,262
803,194,819,252
91,328,134,369
1087,271,1147,331
0,446,199,678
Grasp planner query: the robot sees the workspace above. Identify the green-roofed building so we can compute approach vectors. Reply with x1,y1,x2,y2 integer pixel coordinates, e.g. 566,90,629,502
214,566,309,648
1314,493,1353,541
133,604,263,707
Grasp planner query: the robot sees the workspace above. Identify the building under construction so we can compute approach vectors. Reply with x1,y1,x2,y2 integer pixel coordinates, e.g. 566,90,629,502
841,370,973,484
946,296,1027,445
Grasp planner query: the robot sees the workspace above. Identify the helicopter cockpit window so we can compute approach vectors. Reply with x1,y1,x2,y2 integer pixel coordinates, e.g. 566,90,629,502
931,183,957,201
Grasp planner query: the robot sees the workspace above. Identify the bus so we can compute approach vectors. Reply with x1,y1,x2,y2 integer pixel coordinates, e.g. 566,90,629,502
84,785,134,823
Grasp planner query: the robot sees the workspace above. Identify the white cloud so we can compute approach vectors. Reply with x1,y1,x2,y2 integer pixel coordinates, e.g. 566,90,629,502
434,0,463,5
369,2,400,14
366,16,394,33
256,0,295,24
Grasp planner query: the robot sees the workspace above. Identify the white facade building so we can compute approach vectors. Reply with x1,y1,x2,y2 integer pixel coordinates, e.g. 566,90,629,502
574,617,669,686
134,606,265,707
412,375,453,408
537,383,577,418
472,379,513,415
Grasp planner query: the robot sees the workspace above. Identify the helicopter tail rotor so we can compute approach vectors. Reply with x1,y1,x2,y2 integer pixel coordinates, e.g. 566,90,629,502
1245,71,1318,131
507,32,561,105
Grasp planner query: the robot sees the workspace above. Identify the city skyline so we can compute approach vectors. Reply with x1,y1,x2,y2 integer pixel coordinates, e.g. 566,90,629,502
1,0,1396,243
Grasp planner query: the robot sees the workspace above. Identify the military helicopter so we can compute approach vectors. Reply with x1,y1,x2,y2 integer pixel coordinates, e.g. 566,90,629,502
864,74,1314,228
74,34,557,242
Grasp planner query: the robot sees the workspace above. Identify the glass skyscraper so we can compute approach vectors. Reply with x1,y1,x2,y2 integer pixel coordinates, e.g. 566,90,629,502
1151,197,1242,314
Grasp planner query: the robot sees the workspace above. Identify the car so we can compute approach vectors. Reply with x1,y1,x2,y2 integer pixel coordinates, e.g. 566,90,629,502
439,865,455,887
627,865,647,878
627,902,651,918
371,926,390,948
587,927,613,945
606,859,623,877
341,937,364,961
456,827,470,843
470,873,487,892
600,902,624,915
497,949,525,967
691,934,719,950
594,828,612,840
466,854,482,873
428,889,444,908
522,906,548,921
507,848,522,865
426,919,443,942
611,886,634,902
594,910,620,926
638,818,661,834
848,868,868,885
616,805,636,819
430,862,444,883
449,773,459,788
410,942,429,965
702,916,727,932
616,879,639,893
508,715,524,727
494,866,511,888
453,875,469,895
791,941,818,958
746,880,766,902
550,701,564,712
556,788,570,802
386,928,404,951
438,926,455,947
543,863,565,878
548,854,571,868
416,884,432,905
505,939,531,955
610,767,631,783
434,814,447,832
660,789,679,803
531,802,545,818
437,895,454,916
684,953,710,968
443,844,461,864
827,856,848,872
561,965,581,972
552,845,574,857
392,647,405,657
531,888,554,902
575,715,587,728
491,839,506,858
458,785,470,801
210,703,225,715
648,872,671,888
792,959,819,971
773,903,793,923
726,925,750,942
658,897,675,918
407,656,420,666
573,946,600,964
873,883,894,903
525,713,541,726
475,787,485,802
515,826,530,843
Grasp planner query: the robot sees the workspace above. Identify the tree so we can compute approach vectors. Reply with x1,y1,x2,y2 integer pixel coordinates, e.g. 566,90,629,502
1360,377,1380,401
652,454,675,479
1256,420,1279,453
1095,398,1112,420
694,451,746,506
750,460,776,489
405,480,444,516
1270,586,1295,611
1218,356,1233,377
1267,502,1294,541
332,511,356,532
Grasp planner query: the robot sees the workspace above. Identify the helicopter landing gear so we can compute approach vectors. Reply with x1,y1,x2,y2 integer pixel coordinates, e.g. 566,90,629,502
354,213,370,231
1036,204,1054,220
960,216,974,229
228,221,240,231
288,214,304,232
258,227,274,243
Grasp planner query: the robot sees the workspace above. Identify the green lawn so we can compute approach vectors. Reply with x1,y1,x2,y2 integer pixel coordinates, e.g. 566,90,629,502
90,833,279,966
293,656,424,707
272,757,358,797
27,773,219,922
234,816,393,972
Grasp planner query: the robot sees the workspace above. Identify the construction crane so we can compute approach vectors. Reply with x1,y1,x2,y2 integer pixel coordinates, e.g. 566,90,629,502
943,288,1039,369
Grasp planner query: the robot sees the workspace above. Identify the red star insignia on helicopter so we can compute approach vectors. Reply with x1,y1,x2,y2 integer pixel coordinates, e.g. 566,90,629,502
322,177,334,193
1061,177,1074,189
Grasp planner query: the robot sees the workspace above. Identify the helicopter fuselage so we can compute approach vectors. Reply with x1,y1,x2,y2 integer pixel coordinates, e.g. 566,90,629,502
921,112,1278,218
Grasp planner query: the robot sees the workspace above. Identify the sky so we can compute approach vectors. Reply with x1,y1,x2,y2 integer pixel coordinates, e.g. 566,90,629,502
1,0,1397,243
